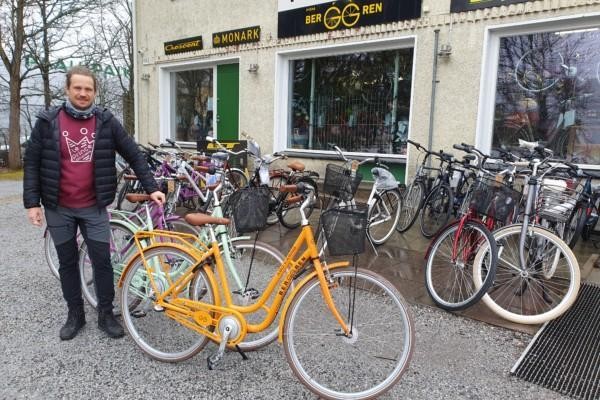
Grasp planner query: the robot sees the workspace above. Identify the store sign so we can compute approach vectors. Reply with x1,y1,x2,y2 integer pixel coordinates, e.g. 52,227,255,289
277,0,422,38
213,26,261,48
164,36,203,55
450,0,527,12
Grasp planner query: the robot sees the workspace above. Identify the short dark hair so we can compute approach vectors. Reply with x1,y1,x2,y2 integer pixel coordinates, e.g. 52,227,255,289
66,66,98,92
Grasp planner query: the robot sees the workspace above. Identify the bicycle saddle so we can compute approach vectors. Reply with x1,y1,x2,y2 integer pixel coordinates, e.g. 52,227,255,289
184,213,230,226
211,152,229,162
287,161,305,172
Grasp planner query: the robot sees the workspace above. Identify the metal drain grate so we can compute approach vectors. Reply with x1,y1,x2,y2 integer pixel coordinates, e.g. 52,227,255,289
511,283,600,400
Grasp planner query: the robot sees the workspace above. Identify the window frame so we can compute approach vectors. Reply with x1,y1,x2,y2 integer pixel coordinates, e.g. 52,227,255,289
476,12,600,169
274,36,417,160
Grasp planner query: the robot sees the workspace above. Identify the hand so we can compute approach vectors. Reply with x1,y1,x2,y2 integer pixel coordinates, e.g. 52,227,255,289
27,207,43,227
149,191,166,206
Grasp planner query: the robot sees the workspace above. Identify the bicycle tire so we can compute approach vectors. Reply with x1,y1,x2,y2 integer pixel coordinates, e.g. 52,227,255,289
120,246,214,362
425,220,497,311
227,168,249,190
278,177,318,229
79,221,137,312
473,224,580,325
283,267,414,400
267,173,289,225
565,202,587,248
420,184,453,239
44,230,60,280
367,188,402,245
396,180,425,233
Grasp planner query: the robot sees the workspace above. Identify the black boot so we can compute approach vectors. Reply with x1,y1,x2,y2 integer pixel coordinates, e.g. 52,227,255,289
98,309,125,338
59,307,86,341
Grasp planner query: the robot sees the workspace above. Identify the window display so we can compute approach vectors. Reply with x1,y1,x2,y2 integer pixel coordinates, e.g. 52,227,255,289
172,69,214,142
493,28,600,164
289,49,413,155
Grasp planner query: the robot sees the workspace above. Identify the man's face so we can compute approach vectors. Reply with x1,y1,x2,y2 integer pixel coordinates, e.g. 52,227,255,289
65,74,96,110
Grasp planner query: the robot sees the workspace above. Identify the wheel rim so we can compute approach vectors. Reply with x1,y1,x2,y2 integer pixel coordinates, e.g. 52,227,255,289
284,269,413,399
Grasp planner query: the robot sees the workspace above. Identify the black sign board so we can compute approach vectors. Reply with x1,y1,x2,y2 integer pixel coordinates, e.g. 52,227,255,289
164,36,203,55
213,26,261,48
197,139,248,169
278,0,422,38
450,0,528,12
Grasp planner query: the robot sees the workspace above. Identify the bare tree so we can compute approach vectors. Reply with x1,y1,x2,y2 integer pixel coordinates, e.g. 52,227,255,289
87,0,133,134
0,0,92,169
0,0,28,169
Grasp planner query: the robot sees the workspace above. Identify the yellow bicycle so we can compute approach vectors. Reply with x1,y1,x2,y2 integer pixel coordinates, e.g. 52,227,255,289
118,183,414,400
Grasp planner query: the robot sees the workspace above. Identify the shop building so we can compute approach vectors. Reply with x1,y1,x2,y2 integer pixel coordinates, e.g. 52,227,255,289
134,0,600,179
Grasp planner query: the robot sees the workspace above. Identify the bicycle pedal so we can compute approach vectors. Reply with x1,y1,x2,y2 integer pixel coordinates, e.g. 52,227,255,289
207,352,222,370
131,310,147,318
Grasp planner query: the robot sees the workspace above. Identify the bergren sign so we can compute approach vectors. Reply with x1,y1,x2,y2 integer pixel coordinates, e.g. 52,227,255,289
277,0,421,38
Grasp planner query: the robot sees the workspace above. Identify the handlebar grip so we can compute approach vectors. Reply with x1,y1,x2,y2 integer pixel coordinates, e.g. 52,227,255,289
453,144,468,151
166,138,176,146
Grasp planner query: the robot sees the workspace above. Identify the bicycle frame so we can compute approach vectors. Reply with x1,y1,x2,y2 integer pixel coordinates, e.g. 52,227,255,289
117,198,352,347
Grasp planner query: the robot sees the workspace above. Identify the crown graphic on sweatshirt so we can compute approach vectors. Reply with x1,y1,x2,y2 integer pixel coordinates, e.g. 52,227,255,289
63,129,95,163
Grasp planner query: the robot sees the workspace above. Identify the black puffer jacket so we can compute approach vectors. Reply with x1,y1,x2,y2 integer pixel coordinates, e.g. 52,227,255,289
23,106,159,209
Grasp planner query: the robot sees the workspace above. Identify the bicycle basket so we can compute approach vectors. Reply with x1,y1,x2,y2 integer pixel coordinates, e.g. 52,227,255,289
228,186,271,233
466,176,521,222
323,163,363,199
320,205,368,256
537,176,581,223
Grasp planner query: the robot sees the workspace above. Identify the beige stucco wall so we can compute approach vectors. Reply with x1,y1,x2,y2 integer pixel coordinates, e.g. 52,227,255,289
134,0,600,176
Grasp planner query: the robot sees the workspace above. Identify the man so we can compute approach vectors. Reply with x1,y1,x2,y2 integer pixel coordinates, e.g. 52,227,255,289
23,66,165,340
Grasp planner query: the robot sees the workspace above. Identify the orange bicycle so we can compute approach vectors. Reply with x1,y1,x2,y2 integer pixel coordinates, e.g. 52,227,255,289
118,182,414,400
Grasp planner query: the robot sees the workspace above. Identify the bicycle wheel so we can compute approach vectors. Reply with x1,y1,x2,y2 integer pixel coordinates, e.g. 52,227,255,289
564,203,587,248
79,221,137,311
425,220,497,311
283,267,414,400
278,177,318,229
396,180,424,233
420,184,453,238
121,246,214,362
219,239,286,351
268,173,289,225
473,224,580,324
367,188,402,245
44,231,60,280
227,168,248,190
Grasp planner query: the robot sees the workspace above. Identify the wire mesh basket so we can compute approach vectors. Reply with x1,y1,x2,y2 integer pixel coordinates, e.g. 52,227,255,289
320,205,368,256
537,176,582,223
228,186,271,233
465,176,522,223
323,164,363,200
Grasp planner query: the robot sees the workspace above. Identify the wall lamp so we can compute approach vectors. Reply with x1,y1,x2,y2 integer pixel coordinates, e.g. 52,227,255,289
248,63,259,73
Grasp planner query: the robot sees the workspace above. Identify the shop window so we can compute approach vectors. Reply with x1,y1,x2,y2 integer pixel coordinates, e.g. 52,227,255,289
493,28,600,164
172,69,213,142
289,49,413,155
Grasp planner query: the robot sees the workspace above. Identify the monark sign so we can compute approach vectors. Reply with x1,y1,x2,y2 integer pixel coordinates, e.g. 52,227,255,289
450,0,528,12
213,26,261,48
277,0,421,38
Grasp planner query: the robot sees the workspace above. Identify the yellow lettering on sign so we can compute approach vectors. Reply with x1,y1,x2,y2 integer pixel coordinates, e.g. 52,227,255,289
363,2,383,15
305,13,322,25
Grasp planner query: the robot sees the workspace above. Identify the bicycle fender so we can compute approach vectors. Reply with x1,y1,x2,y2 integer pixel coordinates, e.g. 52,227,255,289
277,261,350,343
116,242,206,288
